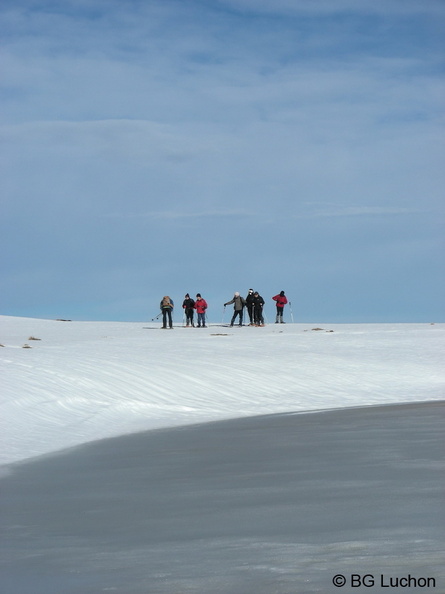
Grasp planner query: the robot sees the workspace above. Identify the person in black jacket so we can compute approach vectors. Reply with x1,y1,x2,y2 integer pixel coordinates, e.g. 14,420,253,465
182,293,195,327
245,289,255,325
253,292,265,326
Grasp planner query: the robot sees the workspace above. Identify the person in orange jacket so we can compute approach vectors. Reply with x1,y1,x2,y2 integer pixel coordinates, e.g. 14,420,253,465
194,294,208,328
272,291,288,323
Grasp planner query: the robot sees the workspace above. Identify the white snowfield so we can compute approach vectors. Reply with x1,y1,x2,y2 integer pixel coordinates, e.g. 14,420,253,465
1,315,444,466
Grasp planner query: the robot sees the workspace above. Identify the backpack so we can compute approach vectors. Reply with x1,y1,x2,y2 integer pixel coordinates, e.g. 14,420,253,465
162,296,172,308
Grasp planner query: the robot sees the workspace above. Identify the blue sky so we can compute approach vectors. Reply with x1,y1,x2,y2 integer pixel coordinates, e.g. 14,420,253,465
1,0,444,322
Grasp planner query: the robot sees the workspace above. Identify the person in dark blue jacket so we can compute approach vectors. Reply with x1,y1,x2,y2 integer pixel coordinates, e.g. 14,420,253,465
182,294,195,327
253,292,265,326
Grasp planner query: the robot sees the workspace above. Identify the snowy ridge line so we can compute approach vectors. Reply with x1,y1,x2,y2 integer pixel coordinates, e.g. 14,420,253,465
279,399,445,417
147,399,445,430
1,316,444,465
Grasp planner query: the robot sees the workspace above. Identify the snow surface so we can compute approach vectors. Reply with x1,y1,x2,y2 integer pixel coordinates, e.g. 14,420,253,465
1,315,444,466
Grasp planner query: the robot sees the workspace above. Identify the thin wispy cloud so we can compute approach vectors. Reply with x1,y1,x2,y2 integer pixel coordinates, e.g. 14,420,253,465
103,209,250,220
219,0,445,17
302,205,424,219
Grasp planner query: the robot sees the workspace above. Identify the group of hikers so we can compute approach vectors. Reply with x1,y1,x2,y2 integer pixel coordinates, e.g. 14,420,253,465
159,290,288,329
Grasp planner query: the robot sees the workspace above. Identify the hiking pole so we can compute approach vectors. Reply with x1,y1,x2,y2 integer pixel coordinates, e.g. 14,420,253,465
221,305,226,325
289,301,295,323
151,312,162,322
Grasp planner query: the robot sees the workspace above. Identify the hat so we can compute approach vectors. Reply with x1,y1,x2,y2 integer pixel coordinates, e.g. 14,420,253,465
248,289,254,293
196,293,201,298
235,292,240,297
185,293,190,298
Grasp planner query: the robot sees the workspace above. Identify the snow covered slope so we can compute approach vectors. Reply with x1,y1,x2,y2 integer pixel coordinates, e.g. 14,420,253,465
1,316,443,465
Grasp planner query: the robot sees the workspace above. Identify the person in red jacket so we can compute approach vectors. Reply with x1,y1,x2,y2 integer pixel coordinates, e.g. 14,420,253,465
194,293,208,328
272,291,288,323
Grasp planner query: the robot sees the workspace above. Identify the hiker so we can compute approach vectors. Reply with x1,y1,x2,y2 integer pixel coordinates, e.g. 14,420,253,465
245,289,255,325
272,291,288,323
253,291,265,326
224,292,246,327
160,296,174,329
194,294,208,327
182,293,195,327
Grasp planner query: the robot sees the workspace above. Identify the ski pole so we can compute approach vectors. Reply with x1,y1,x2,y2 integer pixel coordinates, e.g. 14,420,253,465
289,301,294,323
151,312,162,322
221,305,226,325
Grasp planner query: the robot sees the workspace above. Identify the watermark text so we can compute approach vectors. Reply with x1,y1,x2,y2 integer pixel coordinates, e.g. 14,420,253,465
332,574,437,588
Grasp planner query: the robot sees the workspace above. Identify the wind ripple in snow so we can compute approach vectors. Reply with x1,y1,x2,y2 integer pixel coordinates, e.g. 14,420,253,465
1,317,444,464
